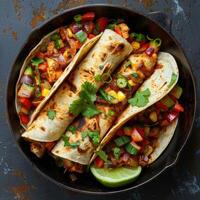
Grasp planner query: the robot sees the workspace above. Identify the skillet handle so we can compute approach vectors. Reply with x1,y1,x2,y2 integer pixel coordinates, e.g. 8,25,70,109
147,11,172,33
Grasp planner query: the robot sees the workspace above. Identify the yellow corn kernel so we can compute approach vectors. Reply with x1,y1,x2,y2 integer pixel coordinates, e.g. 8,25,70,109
67,28,73,38
42,88,50,97
149,111,157,122
117,91,126,102
107,90,118,104
131,41,140,50
128,80,135,86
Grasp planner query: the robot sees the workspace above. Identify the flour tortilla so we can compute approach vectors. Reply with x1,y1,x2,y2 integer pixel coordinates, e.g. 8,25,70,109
90,52,179,164
16,30,102,129
21,29,133,143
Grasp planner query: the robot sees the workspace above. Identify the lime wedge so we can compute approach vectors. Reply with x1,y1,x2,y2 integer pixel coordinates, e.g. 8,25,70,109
90,165,142,187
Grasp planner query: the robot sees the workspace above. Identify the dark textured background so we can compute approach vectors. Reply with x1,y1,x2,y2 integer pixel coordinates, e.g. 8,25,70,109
0,0,200,199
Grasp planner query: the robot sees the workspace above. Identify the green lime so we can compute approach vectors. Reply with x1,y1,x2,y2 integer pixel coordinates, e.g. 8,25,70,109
90,165,142,187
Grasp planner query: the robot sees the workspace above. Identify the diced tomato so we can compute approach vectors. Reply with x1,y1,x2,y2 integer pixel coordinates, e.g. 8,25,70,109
19,97,32,109
96,17,109,32
38,62,48,72
82,12,95,22
166,111,179,123
83,22,95,34
36,52,45,59
174,103,184,112
116,128,124,136
75,40,81,49
45,142,56,152
114,26,122,36
131,128,143,142
20,113,29,125
136,127,145,137
161,119,170,126
139,43,149,52
156,101,168,111
95,157,104,168
88,34,95,39
123,127,132,136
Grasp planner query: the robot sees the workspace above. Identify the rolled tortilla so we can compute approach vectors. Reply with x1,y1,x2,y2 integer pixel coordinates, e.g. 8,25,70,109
22,29,133,142
51,52,158,165
16,30,102,128
90,52,179,163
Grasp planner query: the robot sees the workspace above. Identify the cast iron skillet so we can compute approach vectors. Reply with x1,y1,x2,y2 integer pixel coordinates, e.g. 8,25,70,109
6,4,196,195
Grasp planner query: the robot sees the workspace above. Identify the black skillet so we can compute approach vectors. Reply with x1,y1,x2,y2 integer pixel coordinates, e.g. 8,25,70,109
6,4,196,195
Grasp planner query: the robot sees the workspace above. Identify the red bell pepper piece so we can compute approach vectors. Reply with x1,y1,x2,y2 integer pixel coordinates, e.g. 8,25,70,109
20,113,29,125
174,103,184,112
82,12,95,22
38,62,48,72
116,128,124,136
19,97,32,109
96,17,109,32
95,157,104,168
88,33,95,39
156,101,168,111
166,111,179,123
114,26,122,35
131,128,143,142
138,43,149,52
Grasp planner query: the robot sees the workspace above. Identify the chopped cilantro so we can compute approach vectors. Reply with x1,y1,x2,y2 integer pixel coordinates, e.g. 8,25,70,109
82,105,101,118
67,126,77,134
31,57,44,67
128,88,151,107
107,110,115,117
131,73,138,78
81,130,100,145
96,150,108,163
168,73,177,88
62,135,70,146
99,64,104,70
124,60,132,68
81,131,88,139
113,147,121,160
47,110,56,120
62,135,80,148
99,89,114,103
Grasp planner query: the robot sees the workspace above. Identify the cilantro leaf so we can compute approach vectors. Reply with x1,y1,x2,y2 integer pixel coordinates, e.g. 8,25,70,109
168,73,177,88
88,131,100,146
70,141,80,149
113,147,121,160
47,109,56,120
128,88,151,107
131,73,138,78
31,57,44,67
81,130,100,145
82,105,101,118
81,131,88,139
62,135,70,146
62,135,80,148
96,150,108,163
67,126,77,134
69,99,83,116
69,82,100,118
81,81,97,95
